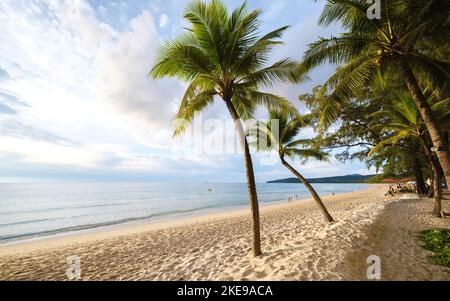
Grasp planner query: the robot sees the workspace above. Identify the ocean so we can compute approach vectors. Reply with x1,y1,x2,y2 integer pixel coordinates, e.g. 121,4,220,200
0,182,368,243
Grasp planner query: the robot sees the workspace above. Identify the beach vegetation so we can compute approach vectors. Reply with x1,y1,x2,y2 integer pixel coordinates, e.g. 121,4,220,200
367,92,449,216
419,229,450,267
299,0,450,189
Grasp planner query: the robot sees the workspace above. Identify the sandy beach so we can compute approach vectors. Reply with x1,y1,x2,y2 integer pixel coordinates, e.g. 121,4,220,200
0,185,448,281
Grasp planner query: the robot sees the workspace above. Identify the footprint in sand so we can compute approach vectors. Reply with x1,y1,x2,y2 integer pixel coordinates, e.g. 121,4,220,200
254,270,268,279
241,268,253,278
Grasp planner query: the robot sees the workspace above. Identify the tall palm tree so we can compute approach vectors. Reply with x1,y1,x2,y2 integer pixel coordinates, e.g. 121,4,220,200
150,0,301,256
254,111,334,222
368,92,450,217
300,0,450,188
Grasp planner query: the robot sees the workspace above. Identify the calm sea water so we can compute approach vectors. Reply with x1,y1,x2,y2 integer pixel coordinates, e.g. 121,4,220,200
0,182,368,243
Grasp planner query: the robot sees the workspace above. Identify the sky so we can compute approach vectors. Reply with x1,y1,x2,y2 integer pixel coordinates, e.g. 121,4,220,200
0,0,376,183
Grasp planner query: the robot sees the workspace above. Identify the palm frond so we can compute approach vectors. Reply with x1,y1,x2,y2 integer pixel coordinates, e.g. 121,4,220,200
183,0,226,68
233,26,288,75
409,53,450,93
239,59,305,87
173,88,217,137
368,130,412,157
285,148,329,162
285,138,315,149
320,0,384,35
315,57,377,131
235,89,298,116
231,94,256,120
300,35,372,73
150,33,213,81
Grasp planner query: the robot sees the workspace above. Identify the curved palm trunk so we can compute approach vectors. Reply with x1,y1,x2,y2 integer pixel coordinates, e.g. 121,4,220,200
224,98,262,257
280,156,334,222
398,58,450,189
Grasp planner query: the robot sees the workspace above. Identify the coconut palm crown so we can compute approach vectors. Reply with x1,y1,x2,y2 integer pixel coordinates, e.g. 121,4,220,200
255,111,328,162
151,0,303,136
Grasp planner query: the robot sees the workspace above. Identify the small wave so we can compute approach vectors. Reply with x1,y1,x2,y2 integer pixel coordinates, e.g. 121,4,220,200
0,203,232,243
0,202,133,216
0,217,55,227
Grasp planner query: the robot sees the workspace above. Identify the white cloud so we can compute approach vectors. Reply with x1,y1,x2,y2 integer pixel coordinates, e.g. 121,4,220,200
264,12,342,106
44,0,117,51
95,10,183,146
159,13,169,28
0,1,184,172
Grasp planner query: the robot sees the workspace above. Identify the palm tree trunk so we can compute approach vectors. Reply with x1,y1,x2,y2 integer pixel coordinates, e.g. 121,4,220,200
280,156,334,222
444,130,449,146
413,158,426,195
444,130,449,190
428,178,435,198
224,98,262,257
434,170,443,217
398,58,450,189
422,142,443,218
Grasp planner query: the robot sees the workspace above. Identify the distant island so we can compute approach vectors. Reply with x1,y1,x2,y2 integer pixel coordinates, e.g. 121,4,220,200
267,174,377,184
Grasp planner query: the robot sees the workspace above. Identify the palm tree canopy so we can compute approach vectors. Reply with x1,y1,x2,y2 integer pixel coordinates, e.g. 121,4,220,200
300,0,450,131
150,0,305,136
253,110,329,162
368,92,450,156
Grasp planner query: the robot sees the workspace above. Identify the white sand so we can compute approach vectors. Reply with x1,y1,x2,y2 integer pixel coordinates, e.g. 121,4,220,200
0,185,448,280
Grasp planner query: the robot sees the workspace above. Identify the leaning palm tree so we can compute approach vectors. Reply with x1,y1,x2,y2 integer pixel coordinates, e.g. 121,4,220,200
368,92,450,217
300,0,450,188
254,111,334,222
150,0,301,256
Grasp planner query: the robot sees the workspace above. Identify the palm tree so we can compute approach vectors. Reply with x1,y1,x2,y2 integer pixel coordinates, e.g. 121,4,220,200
150,0,301,256
300,0,450,188
254,111,334,222
368,92,450,217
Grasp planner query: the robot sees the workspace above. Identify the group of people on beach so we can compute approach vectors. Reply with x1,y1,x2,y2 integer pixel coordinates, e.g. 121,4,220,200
386,184,417,196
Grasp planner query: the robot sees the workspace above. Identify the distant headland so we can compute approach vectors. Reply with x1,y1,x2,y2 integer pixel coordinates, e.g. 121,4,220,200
267,174,377,184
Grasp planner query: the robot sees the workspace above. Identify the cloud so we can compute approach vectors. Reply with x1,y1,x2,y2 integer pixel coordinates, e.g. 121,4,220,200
98,6,108,15
0,104,16,114
268,12,342,95
44,0,117,50
0,119,78,145
159,13,169,28
95,10,183,143
0,2,203,179
0,91,29,108
0,67,10,80
0,90,29,115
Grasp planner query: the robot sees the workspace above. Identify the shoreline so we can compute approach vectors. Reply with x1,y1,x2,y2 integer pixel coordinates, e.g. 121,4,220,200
1,184,448,280
0,185,370,254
